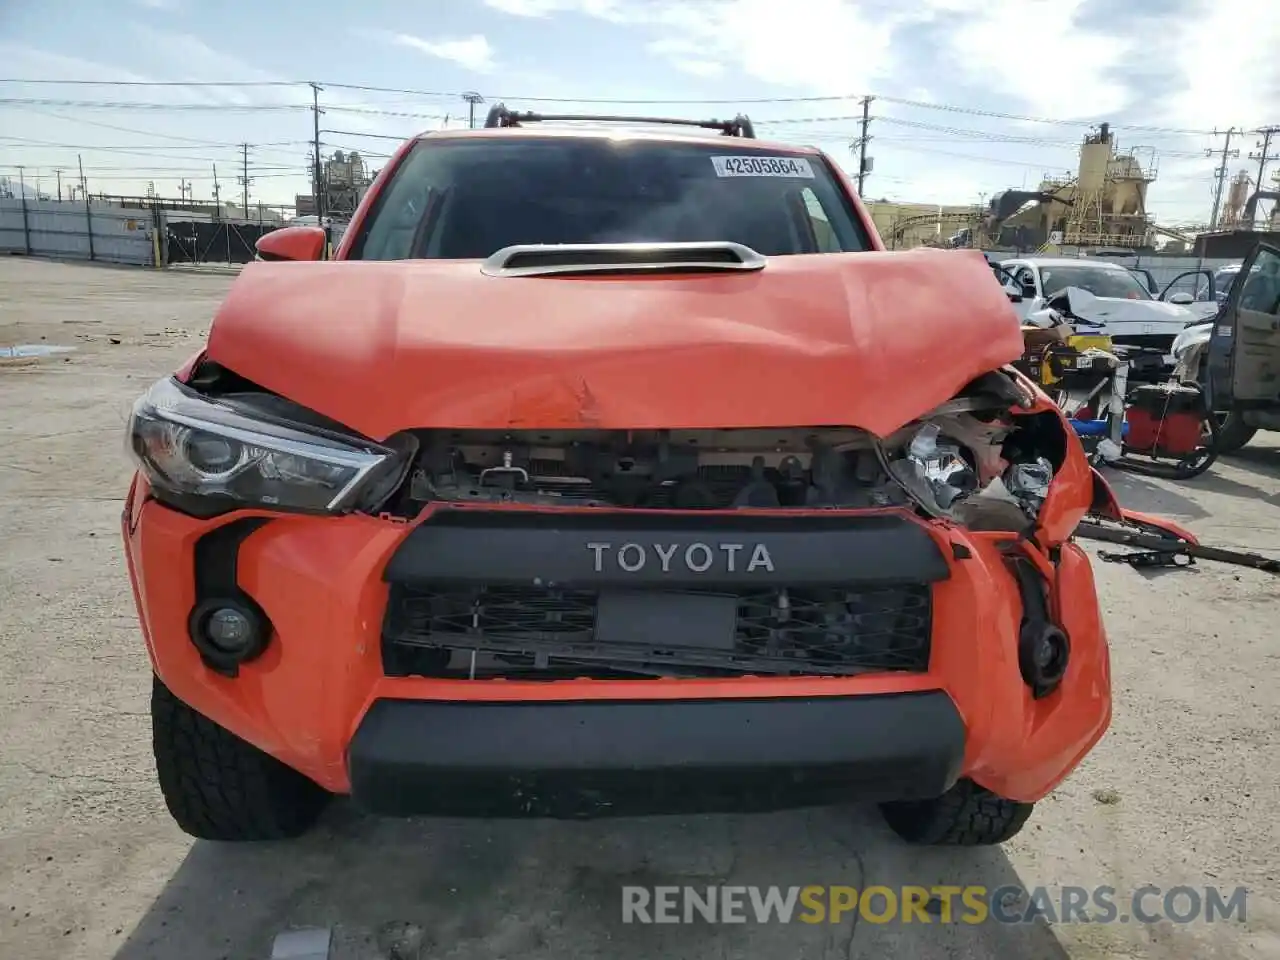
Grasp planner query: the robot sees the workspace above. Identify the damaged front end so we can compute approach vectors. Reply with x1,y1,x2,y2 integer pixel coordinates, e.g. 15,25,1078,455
376,366,1077,537
356,364,1086,689
140,349,1096,694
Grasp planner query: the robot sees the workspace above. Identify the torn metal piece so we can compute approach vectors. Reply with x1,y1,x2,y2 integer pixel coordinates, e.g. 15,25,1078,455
1077,520,1280,574
271,927,333,960
1098,549,1194,569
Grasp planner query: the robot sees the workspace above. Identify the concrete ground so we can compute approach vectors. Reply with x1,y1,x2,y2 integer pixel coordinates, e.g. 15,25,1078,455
0,257,1277,960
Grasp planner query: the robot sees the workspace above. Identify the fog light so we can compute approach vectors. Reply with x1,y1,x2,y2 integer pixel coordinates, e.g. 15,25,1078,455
188,598,270,674
205,607,254,652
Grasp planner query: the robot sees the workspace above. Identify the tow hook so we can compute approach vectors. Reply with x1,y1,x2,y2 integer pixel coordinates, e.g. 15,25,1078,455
1007,557,1070,699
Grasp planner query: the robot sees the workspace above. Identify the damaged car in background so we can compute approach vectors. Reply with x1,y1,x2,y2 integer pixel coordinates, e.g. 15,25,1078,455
121,107,1152,848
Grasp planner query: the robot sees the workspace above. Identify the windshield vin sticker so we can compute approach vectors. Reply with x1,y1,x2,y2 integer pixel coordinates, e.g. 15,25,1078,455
711,156,815,178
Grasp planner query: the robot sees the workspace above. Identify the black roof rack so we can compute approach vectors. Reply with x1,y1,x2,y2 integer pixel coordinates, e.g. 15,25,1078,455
482,103,755,138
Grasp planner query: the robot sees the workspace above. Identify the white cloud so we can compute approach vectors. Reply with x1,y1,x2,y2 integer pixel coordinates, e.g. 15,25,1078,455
482,0,567,16
645,39,724,79
610,0,899,94
0,46,155,85
392,32,497,73
918,0,1132,120
9,0,1277,222
483,0,626,18
670,59,726,79
474,0,1280,221
1155,0,1280,131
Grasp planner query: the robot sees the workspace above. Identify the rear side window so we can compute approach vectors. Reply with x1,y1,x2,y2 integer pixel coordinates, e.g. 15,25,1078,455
349,137,870,260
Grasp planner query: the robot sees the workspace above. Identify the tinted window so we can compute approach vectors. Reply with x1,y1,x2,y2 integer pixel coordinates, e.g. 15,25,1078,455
349,137,870,260
1039,265,1152,300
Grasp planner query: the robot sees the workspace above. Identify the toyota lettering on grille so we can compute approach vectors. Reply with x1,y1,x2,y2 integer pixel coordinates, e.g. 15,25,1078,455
585,541,776,574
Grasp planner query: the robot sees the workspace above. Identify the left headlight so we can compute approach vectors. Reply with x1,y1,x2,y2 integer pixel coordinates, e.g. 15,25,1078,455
127,376,414,515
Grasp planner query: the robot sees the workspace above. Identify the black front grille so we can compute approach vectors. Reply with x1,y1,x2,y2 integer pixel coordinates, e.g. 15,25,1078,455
382,582,932,680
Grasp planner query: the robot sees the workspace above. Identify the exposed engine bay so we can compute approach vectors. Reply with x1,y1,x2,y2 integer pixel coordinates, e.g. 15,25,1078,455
384,369,1063,531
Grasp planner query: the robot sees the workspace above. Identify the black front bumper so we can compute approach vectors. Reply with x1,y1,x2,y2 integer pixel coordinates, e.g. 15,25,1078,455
347,691,966,818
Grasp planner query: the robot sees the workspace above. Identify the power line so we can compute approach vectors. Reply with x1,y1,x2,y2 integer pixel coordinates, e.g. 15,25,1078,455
5,104,258,144
2,83,1266,136
0,162,295,173
0,134,304,148
0,78,304,87
319,128,409,142
875,96,1218,136
320,80,851,104
0,97,309,111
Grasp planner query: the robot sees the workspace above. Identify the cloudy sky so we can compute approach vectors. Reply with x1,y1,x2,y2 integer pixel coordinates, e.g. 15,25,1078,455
1,0,1277,225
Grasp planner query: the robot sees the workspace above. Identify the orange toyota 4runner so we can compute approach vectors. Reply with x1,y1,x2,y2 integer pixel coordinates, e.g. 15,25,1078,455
125,106,1124,844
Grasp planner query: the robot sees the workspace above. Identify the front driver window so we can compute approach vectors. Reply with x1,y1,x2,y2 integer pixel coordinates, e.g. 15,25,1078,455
1240,249,1280,315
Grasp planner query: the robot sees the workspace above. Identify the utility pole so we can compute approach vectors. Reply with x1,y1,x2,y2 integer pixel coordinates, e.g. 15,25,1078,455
463,91,485,129
238,143,252,214
16,166,30,254
211,163,221,219
179,178,188,203
1246,126,1280,229
1206,127,1241,230
310,82,325,220
852,95,874,195
77,154,95,261
53,168,63,202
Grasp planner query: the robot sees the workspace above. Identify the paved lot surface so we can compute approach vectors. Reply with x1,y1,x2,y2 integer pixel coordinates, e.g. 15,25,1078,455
1,257,1277,960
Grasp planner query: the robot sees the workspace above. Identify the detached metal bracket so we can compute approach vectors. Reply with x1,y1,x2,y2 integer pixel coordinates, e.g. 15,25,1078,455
1078,520,1280,574
271,927,333,960
1098,549,1194,569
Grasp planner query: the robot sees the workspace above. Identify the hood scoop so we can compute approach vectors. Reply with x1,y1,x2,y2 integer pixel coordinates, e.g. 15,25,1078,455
480,241,767,278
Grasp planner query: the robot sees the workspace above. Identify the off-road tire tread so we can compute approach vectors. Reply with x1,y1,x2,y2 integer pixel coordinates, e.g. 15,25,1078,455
151,676,329,841
879,779,1034,846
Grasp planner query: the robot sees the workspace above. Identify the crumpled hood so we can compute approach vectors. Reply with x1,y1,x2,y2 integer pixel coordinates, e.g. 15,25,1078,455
203,247,1024,442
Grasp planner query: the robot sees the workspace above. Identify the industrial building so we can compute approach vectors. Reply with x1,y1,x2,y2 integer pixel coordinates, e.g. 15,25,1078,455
296,149,375,220
862,200,984,250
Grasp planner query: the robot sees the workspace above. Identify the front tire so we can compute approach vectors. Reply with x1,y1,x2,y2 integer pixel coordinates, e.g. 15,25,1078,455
879,779,1034,846
1213,410,1257,454
151,676,330,841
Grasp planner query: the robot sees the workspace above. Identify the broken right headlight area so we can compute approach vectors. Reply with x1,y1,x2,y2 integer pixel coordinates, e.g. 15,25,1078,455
883,391,1065,531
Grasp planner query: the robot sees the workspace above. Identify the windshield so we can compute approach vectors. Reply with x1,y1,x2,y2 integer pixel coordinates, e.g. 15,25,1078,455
1040,264,1153,300
348,137,871,260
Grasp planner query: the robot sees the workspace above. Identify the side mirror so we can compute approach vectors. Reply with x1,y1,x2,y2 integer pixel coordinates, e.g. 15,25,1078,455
256,226,327,262
1167,291,1194,305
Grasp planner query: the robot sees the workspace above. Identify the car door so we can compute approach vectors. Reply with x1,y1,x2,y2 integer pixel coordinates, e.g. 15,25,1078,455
1208,243,1280,405
1129,267,1157,297
1160,269,1213,303
1160,268,1221,321
992,263,1034,321
1007,264,1041,308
